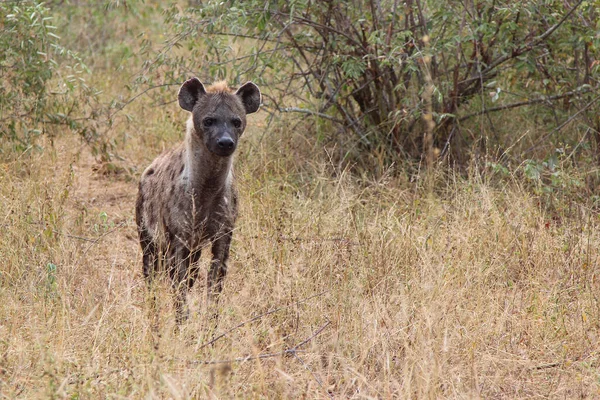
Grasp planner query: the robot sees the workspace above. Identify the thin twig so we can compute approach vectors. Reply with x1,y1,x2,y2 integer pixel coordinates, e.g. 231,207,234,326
249,235,358,245
459,0,585,87
532,362,562,370
532,0,585,44
278,107,344,124
440,125,457,158
522,95,600,155
198,291,329,349
52,230,98,243
82,221,128,256
292,351,334,399
190,320,331,365
289,320,331,353
108,84,180,120
8,220,125,245
458,88,593,122
189,350,305,365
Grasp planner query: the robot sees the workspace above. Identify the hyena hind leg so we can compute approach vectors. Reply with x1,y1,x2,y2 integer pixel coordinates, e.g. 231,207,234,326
139,231,162,343
139,227,159,285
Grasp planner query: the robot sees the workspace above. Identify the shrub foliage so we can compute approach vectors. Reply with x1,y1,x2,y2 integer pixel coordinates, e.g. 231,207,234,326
0,1,98,152
2,0,598,171
148,0,599,169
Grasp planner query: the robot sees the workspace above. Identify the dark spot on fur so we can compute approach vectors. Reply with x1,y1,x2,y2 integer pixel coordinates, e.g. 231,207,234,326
148,203,155,219
163,217,175,242
146,168,155,176
147,216,156,231
178,199,186,214
179,164,184,174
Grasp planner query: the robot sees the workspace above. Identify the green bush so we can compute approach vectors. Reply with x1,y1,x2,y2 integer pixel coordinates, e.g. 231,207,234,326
0,0,98,152
139,0,598,172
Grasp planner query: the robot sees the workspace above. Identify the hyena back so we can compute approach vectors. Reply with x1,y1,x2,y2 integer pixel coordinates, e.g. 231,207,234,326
135,78,261,323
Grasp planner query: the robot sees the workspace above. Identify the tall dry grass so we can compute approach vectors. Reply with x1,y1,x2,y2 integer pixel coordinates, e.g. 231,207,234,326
2,115,600,398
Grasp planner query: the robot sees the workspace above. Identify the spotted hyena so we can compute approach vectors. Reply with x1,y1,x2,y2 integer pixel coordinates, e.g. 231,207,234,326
135,78,261,323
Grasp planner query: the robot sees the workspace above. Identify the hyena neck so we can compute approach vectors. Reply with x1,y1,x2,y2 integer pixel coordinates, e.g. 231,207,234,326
185,118,233,196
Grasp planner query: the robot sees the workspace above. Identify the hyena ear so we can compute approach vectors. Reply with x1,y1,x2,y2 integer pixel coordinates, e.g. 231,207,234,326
178,77,207,112
235,82,261,114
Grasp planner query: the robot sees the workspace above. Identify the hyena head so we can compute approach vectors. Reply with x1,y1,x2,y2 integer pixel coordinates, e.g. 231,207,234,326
178,78,261,157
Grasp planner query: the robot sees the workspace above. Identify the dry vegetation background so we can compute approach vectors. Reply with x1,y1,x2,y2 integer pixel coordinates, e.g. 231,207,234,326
2,1,600,398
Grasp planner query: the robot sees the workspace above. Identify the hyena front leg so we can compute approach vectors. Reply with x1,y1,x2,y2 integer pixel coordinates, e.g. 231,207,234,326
207,230,232,302
205,230,232,329
169,246,194,325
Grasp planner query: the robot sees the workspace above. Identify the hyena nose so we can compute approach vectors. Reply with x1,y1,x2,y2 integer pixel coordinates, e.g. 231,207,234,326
217,137,235,150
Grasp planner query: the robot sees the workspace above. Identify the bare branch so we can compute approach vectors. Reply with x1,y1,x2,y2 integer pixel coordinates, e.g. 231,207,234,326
459,87,593,122
522,95,600,155
190,320,331,365
251,234,358,245
532,362,562,370
292,351,333,399
532,0,585,44
458,0,585,89
108,84,180,120
278,107,344,124
197,291,328,350
289,320,331,350
82,221,128,256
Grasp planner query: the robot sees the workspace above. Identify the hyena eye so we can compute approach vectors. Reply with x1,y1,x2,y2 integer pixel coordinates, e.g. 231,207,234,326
232,118,242,129
203,118,214,127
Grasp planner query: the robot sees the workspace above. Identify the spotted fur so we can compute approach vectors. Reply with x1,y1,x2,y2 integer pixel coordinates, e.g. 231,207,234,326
135,78,261,323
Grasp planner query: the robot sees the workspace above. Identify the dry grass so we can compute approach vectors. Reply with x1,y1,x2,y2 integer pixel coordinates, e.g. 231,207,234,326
2,117,600,398
2,3,600,399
